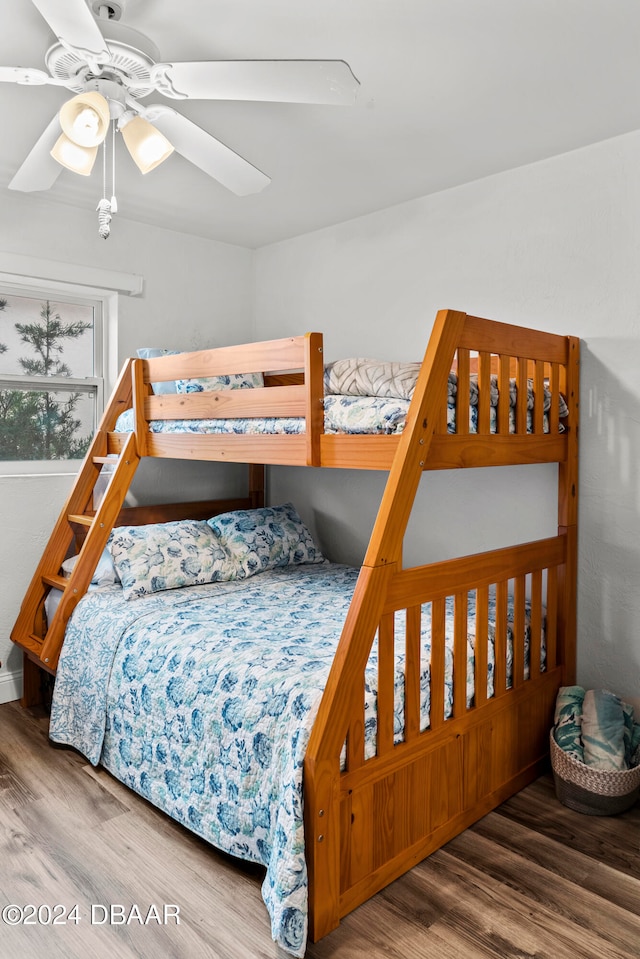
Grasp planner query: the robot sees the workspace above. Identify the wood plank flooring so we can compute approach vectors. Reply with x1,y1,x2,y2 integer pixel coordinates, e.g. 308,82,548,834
1,699,639,959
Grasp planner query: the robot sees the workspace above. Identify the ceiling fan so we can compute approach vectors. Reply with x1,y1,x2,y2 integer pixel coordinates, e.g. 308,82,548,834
0,0,360,199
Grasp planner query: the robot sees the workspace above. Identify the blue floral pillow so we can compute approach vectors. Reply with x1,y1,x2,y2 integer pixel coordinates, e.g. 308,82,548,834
176,371,264,393
207,503,324,580
109,519,237,600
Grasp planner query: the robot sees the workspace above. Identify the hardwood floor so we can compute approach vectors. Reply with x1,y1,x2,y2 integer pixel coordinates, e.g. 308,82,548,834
1,699,639,959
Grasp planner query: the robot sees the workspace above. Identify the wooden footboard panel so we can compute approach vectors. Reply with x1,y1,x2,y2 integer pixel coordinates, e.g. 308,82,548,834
337,668,559,916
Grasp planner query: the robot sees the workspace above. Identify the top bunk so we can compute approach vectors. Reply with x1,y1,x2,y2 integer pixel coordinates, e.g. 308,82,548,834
103,308,578,471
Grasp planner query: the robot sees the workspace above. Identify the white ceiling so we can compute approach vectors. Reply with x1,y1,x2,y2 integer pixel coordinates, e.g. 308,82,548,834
2,0,640,248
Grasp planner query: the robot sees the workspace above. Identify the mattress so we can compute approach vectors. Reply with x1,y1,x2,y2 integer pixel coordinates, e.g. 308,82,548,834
114,374,568,437
49,561,543,956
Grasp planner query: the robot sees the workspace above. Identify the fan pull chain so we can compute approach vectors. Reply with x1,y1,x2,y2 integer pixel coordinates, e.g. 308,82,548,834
110,119,118,214
96,123,118,239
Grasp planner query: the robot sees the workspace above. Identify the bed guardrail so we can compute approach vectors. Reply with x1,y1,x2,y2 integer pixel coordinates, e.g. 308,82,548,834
126,332,325,466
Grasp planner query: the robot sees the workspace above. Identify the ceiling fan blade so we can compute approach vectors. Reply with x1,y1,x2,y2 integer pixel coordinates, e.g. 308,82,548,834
143,106,270,196
8,114,64,192
0,66,59,86
149,59,360,105
30,0,110,64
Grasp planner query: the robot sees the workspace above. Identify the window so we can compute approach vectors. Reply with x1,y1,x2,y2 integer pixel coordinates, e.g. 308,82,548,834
0,279,109,473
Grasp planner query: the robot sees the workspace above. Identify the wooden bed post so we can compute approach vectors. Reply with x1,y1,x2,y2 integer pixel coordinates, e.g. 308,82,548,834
557,335,580,685
304,309,467,941
249,464,265,508
132,358,149,457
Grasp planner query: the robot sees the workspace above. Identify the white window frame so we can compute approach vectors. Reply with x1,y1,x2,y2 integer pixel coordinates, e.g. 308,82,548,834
0,273,117,476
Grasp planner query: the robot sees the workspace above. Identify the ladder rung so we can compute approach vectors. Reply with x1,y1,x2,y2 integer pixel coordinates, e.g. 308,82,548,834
68,513,94,526
42,573,67,590
93,455,119,465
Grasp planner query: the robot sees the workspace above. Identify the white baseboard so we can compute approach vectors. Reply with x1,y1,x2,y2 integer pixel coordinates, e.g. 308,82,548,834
0,668,22,705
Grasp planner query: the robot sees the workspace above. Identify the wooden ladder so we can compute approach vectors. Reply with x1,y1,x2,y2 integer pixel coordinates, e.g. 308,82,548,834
11,360,138,678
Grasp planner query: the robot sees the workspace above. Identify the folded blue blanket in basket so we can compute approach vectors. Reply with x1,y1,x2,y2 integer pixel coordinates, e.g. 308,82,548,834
554,685,585,762
554,686,640,771
583,689,628,771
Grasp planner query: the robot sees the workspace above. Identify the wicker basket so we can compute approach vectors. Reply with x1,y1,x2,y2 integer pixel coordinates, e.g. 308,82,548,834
550,730,640,816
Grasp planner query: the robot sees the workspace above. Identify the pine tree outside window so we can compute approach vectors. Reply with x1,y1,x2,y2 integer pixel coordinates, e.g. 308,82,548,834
0,283,106,471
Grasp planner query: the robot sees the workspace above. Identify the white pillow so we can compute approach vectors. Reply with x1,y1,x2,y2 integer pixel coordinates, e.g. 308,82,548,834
61,548,120,587
136,347,180,395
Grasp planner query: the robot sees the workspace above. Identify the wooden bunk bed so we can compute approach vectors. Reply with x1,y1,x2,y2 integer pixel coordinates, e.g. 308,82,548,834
11,308,579,953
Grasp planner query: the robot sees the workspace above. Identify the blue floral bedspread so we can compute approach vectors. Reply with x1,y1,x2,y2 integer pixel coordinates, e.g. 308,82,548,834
115,389,564,438
49,562,535,955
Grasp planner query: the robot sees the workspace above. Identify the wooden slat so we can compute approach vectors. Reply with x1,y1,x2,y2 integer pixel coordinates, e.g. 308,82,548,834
516,356,528,434
453,592,467,718
477,351,492,435
437,358,450,434
142,334,312,384
533,360,545,435
456,348,470,436
497,353,511,435
41,573,67,590
404,606,421,742
494,580,508,697
430,599,445,730
377,613,395,756
549,362,560,433
474,586,488,708
146,384,308,420
67,513,93,526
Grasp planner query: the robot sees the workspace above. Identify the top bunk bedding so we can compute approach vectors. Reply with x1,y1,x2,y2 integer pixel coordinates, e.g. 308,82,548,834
113,359,569,438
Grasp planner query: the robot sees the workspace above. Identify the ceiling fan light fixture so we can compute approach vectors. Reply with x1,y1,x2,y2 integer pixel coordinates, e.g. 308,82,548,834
50,134,98,175
120,115,174,173
59,91,110,147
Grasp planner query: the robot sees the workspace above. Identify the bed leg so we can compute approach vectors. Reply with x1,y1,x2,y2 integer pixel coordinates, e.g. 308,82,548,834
305,759,341,942
249,464,265,509
20,653,44,708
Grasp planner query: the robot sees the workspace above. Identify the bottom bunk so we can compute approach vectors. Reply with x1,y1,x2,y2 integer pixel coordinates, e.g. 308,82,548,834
46,503,568,956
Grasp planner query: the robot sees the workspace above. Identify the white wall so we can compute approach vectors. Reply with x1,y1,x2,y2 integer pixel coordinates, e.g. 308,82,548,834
254,129,640,707
4,130,640,709
0,191,254,701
